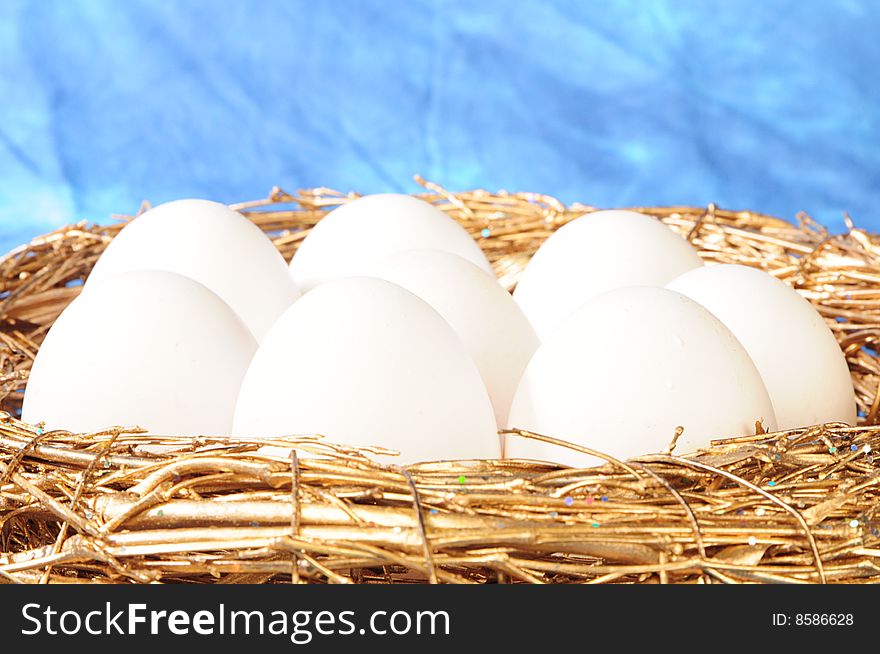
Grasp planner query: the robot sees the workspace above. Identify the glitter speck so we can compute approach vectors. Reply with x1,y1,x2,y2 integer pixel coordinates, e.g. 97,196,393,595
756,507,766,517
429,509,438,515
564,496,574,507
457,475,466,485
829,446,838,454
585,496,594,504
36,427,44,435
849,519,860,529
480,228,491,238
767,481,777,487
865,445,873,454
851,444,859,452
550,511,558,518
748,536,757,546
600,496,608,502
591,522,600,528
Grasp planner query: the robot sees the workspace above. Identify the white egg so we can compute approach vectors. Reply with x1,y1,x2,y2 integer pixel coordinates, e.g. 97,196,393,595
289,194,493,292
365,249,539,426
22,271,257,435
513,210,704,340
233,276,499,464
666,264,856,428
505,286,777,467
87,199,300,341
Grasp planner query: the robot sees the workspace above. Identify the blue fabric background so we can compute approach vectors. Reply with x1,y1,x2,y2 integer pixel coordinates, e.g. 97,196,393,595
1,0,878,253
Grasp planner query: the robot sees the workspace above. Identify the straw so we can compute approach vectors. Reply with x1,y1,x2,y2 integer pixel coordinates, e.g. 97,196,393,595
1,179,879,584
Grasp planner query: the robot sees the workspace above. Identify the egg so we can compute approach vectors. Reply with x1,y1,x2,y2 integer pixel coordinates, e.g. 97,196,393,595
87,199,300,341
365,249,539,426
22,270,257,435
666,264,856,428
233,276,499,463
513,210,704,340
505,286,777,467
289,194,493,292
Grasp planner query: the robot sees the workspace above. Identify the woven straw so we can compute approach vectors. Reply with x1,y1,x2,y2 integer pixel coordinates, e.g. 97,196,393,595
2,178,880,584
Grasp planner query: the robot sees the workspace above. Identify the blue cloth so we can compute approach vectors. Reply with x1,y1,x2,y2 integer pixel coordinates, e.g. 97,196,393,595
1,0,878,253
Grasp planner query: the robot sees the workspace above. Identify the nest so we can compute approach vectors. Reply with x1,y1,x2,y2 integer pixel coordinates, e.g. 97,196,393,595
2,178,880,584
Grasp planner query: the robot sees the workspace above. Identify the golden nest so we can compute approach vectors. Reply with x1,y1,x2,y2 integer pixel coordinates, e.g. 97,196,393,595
2,178,880,585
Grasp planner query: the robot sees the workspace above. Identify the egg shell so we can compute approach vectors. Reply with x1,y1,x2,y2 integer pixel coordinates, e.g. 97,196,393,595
666,264,856,428
505,286,777,467
512,210,704,340
87,199,300,341
22,270,257,435
233,276,500,464
366,249,540,426
289,194,493,292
